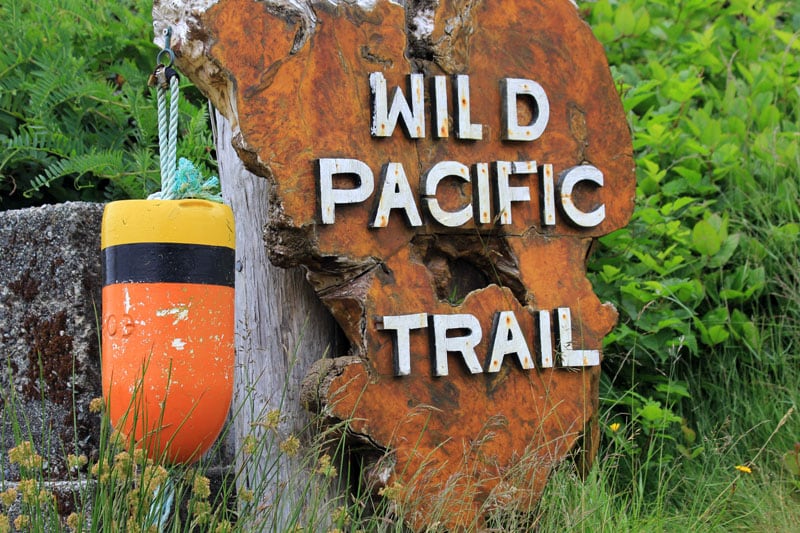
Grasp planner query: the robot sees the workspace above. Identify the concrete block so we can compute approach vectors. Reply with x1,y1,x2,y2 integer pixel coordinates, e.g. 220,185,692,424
1,202,104,481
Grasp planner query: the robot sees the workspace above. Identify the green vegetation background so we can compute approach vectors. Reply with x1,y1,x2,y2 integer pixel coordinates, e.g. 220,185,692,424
0,0,797,530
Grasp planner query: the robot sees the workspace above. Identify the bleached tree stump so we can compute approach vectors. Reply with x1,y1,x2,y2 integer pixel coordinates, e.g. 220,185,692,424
213,110,341,526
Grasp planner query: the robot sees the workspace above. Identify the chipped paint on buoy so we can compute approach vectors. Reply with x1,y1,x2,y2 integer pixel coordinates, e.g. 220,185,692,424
101,199,235,464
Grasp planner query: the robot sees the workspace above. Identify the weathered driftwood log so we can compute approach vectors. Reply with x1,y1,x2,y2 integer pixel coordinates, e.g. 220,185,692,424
213,110,341,526
155,1,634,528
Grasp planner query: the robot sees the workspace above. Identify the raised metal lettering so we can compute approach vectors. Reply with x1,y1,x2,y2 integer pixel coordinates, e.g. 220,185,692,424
431,314,483,376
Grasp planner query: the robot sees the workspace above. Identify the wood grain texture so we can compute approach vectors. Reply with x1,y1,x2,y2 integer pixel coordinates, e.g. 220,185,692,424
215,111,341,526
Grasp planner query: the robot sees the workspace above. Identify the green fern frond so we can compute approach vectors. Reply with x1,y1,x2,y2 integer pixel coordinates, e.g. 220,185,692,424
24,149,124,197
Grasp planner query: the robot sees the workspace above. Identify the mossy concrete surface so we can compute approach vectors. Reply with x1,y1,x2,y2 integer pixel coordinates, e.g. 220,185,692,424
1,202,104,482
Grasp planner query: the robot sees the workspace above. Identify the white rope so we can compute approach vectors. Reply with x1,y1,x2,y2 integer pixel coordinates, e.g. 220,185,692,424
151,74,180,200
156,82,169,188
166,75,180,190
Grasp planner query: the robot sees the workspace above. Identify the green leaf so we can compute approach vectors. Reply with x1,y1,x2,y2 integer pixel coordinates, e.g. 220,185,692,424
633,9,651,35
614,4,637,36
638,401,667,423
783,450,800,476
692,219,722,256
709,233,740,268
681,424,697,445
704,325,730,346
656,382,692,400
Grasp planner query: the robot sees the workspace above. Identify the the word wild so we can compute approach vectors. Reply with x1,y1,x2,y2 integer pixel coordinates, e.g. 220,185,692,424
380,307,599,377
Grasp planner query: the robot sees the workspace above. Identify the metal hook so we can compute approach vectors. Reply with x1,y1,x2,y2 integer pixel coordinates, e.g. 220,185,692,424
156,27,174,68
156,49,175,68
163,27,172,50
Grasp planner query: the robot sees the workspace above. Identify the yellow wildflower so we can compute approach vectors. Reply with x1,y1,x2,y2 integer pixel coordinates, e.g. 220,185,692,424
0,514,9,533
114,451,132,472
254,409,281,431
109,428,129,449
17,480,38,505
141,465,169,495
125,516,140,532
215,521,233,533
242,434,258,455
88,397,105,413
127,487,143,512
280,435,301,457
133,448,148,466
609,422,622,433
192,475,211,500
90,460,112,482
735,464,752,474
333,505,350,527
378,481,404,502
239,488,254,503
14,514,30,530
8,441,43,470
66,512,82,531
37,488,55,507
316,454,337,478
0,487,17,507
192,500,212,525
67,454,88,470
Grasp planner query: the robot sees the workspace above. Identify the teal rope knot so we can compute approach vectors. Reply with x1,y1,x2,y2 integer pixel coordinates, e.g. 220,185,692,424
149,158,222,202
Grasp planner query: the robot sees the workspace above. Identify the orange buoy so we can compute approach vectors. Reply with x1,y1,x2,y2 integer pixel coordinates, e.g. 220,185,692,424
101,199,235,464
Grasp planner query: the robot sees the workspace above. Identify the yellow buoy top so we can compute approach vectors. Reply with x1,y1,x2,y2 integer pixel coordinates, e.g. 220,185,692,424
101,199,235,249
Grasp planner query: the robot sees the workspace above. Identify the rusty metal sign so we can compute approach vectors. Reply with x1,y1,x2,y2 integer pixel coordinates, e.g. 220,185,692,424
157,0,635,528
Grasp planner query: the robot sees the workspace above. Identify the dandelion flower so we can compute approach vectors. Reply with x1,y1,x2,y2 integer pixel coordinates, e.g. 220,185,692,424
734,464,752,474
609,422,622,433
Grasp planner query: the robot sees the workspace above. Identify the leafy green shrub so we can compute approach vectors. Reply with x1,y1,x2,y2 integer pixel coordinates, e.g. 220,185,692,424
0,0,215,209
585,0,800,480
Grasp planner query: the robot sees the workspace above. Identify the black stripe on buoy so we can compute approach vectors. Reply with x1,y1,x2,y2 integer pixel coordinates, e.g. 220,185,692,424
103,243,235,287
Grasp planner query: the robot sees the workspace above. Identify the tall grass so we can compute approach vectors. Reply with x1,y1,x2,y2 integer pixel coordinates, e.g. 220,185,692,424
1,309,796,531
